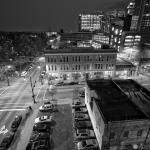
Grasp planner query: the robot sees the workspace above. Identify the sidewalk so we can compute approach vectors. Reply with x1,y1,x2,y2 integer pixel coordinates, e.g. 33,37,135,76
12,103,41,150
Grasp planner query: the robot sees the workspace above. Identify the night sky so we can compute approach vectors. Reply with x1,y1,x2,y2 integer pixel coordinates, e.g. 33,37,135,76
0,0,130,32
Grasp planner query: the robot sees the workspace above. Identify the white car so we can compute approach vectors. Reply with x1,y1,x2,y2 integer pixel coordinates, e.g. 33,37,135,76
77,139,98,150
34,115,53,124
75,129,95,139
39,104,56,112
21,71,27,77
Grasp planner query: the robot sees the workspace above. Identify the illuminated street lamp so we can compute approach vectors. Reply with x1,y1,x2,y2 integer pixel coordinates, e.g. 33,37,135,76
3,65,12,86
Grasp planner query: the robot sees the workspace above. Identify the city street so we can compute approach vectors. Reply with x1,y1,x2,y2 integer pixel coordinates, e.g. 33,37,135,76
0,63,85,150
0,66,42,143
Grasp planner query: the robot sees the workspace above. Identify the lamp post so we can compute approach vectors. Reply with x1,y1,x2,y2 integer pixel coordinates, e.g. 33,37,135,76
3,65,12,86
30,76,36,103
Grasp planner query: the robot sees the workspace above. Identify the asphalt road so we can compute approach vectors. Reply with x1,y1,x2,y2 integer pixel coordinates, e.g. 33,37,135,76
0,66,42,143
0,63,85,149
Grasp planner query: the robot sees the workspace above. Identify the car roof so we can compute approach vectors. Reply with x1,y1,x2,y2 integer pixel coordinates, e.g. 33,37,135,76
85,139,96,145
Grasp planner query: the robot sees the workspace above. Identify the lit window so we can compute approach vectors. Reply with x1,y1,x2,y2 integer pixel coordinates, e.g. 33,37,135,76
110,132,115,139
115,29,119,35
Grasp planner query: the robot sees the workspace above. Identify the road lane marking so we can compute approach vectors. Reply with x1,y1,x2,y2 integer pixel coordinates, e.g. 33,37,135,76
35,86,42,102
0,103,32,105
0,109,26,111
43,87,48,101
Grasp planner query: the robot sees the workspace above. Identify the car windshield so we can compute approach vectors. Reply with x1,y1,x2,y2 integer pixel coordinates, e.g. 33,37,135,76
81,141,87,147
40,116,47,121
78,129,86,133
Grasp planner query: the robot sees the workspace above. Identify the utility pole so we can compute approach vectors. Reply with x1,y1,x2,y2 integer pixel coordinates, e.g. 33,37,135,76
30,76,36,103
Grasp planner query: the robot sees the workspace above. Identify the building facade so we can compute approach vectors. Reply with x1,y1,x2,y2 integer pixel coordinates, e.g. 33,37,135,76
78,12,104,32
44,48,117,80
85,79,150,150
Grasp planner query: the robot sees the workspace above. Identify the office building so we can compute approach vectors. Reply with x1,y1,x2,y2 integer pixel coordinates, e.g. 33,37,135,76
78,12,104,32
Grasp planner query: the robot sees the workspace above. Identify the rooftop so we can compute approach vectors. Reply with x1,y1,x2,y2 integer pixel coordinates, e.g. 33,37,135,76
45,47,117,54
114,79,150,117
87,79,148,122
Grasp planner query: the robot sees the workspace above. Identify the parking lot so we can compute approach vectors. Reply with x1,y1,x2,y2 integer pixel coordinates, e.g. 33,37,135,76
0,84,99,150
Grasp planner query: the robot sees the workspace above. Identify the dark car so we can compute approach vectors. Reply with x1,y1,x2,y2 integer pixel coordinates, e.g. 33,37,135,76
74,113,89,121
72,101,86,108
29,132,50,142
33,123,51,132
55,82,64,86
66,81,78,85
11,115,22,132
73,107,88,114
0,132,15,150
74,121,92,129
28,139,49,150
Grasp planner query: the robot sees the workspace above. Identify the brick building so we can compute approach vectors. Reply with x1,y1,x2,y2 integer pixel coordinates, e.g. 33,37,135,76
44,47,117,80
85,79,150,150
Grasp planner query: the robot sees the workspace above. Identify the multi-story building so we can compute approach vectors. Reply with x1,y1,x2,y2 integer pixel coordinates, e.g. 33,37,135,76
78,12,104,32
130,0,150,32
126,1,135,15
110,23,123,51
92,33,110,45
116,57,136,77
85,79,150,150
44,47,117,80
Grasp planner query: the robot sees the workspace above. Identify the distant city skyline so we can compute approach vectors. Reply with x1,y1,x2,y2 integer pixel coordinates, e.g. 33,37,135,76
0,0,130,32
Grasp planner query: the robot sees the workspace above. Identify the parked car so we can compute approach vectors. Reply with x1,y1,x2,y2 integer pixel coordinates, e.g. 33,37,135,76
74,113,89,121
33,123,51,132
0,132,15,150
34,115,53,124
73,107,88,114
74,121,92,129
21,71,27,77
75,129,95,139
72,101,85,108
55,82,64,86
41,71,46,76
26,139,49,150
11,115,22,132
79,91,85,97
77,139,98,150
29,132,50,142
66,81,79,85
39,104,57,112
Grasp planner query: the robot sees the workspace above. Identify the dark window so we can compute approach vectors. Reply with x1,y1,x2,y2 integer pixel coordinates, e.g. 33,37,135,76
110,132,115,139
66,56,68,62
123,131,129,137
48,57,50,62
137,130,143,136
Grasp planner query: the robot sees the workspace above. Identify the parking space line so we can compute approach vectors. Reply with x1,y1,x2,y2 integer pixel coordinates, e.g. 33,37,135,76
43,86,48,101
